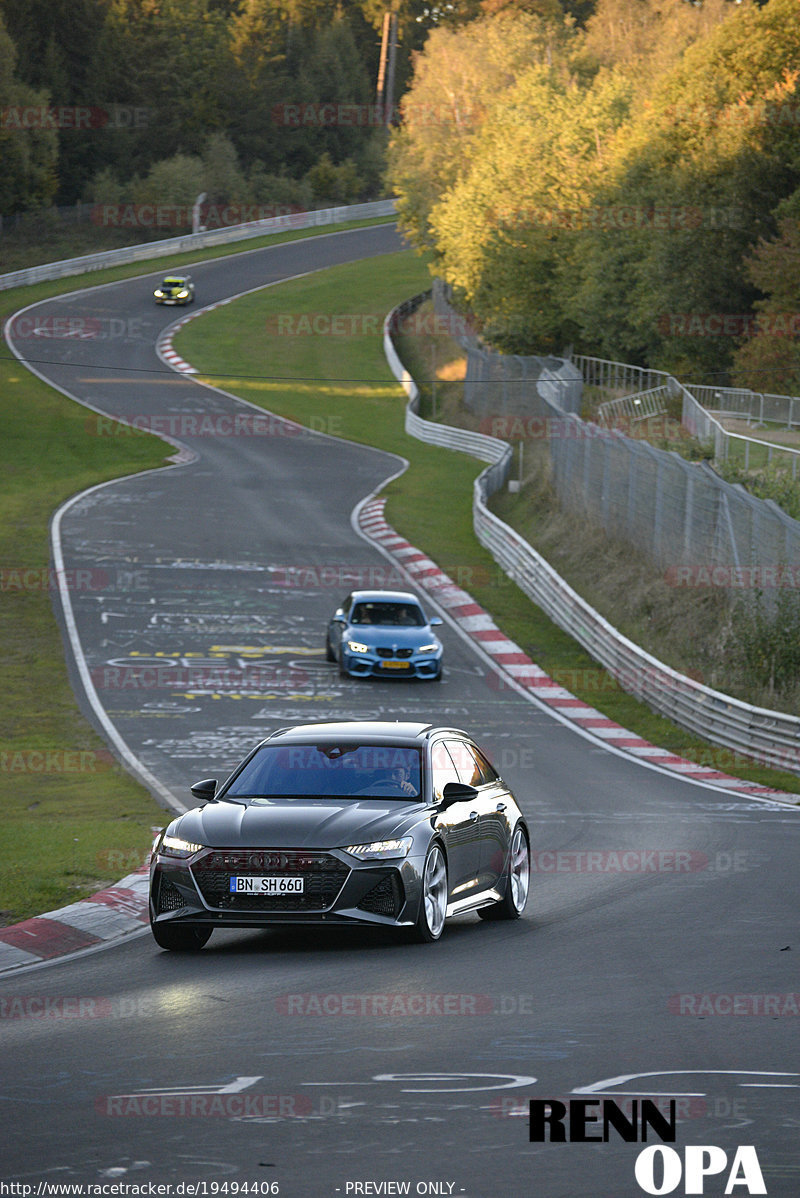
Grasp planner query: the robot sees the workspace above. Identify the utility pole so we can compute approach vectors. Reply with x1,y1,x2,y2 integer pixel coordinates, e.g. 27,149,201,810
376,8,399,126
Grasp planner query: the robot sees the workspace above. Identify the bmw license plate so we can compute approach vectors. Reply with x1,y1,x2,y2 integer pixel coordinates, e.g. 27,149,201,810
229,876,304,894
381,661,410,669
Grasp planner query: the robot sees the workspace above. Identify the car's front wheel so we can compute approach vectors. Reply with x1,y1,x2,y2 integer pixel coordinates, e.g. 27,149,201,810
325,635,336,662
478,824,530,921
412,843,448,942
150,921,212,951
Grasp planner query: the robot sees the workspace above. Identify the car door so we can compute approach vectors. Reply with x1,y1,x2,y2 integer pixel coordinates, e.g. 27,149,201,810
446,739,511,892
328,593,352,656
430,739,483,902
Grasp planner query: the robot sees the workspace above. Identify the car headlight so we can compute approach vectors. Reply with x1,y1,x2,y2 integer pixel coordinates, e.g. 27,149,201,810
154,290,163,297
158,834,205,859
417,643,439,654
347,640,369,654
177,290,189,298
344,837,413,860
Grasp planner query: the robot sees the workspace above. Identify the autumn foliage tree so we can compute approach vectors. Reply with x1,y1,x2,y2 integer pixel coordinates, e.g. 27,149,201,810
732,216,800,395
387,0,800,380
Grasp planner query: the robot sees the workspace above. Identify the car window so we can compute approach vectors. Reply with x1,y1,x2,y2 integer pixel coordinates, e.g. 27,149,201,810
445,739,484,787
226,743,422,800
430,741,460,800
470,745,500,783
350,602,425,626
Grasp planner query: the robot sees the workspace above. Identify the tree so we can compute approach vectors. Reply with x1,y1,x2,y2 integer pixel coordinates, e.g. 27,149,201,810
429,64,632,352
566,0,800,377
0,12,57,213
387,9,574,245
131,153,205,207
732,214,800,394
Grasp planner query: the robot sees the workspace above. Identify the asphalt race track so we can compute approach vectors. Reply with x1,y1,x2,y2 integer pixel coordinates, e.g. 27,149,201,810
3,224,799,1197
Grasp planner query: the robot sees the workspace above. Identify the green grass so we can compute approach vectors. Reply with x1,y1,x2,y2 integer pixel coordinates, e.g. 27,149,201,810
175,254,800,799
0,335,172,922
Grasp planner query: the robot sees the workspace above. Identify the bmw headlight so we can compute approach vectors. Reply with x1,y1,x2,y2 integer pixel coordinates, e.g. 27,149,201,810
154,289,163,298
159,834,205,859
177,289,189,298
347,640,369,654
417,643,439,654
344,837,413,861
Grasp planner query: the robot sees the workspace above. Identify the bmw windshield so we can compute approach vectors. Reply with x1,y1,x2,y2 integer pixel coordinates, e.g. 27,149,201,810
350,602,425,626
225,743,423,801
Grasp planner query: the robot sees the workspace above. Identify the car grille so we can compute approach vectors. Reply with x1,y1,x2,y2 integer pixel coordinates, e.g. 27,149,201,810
191,850,349,911
156,877,187,913
376,647,414,658
358,873,404,918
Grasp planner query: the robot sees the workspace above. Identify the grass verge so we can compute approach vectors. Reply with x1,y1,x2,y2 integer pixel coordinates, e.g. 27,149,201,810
0,335,170,923
175,255,800,798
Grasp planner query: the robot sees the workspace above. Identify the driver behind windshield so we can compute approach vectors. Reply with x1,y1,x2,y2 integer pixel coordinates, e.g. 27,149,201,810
390,764,417,795
227,743,422,798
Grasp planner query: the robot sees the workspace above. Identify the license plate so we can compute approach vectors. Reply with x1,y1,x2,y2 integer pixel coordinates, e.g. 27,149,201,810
229,876,304,894
381,661,410,669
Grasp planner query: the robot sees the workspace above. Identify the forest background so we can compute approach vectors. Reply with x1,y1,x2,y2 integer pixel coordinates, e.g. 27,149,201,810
2,0,800,387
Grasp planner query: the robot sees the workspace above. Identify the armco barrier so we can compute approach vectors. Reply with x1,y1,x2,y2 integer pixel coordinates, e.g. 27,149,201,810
0,200,397,291
385,294,512,495
384,296,800,776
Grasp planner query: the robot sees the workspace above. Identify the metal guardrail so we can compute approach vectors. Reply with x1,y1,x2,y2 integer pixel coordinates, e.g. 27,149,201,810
383,295,513,502
572,354,671,396
689,382,800,431
385,296,800,776
597,385,670,428
0,199,397,291
682,382,800,477
581,355,800,475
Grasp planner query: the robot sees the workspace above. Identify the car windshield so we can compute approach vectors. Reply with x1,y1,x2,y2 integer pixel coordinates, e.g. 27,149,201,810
226,743,423,800
350,602,425,627
163,278,183,286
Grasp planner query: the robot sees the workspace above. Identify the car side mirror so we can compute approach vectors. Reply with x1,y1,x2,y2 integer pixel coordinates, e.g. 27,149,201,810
429,616,443,626
190,778,217,802
439,780,479,809
332,612,346,623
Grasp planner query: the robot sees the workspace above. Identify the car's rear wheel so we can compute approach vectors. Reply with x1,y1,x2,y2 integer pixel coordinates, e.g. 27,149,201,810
478,824,530,921
150,921,212,951
412,843,448,942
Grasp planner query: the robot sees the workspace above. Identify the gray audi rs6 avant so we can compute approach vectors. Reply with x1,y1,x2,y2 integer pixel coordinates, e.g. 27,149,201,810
149,720,530,950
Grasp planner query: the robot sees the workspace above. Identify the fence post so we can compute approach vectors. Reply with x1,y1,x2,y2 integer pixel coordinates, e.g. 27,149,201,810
653,453,664,562
683,466,695,559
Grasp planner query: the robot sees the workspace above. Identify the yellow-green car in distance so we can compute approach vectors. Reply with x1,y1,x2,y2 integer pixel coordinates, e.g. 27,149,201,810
154,275,195,305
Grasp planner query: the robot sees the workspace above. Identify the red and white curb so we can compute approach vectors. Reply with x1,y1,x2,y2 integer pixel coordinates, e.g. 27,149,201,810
357,497,795,802
0,867,150,974
157,313,198,373
157,294,243,374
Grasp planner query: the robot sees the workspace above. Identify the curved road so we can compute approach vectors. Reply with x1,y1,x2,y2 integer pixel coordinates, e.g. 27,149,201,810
2,226,798,1197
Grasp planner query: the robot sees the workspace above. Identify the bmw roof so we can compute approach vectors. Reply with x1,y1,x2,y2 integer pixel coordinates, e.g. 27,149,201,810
347,590,424,606
263,721,465,745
